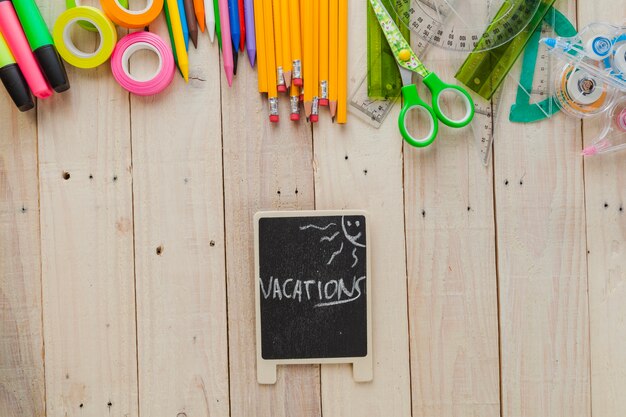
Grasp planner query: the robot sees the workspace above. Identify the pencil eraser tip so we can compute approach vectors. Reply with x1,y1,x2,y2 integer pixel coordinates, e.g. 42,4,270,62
270,115,280,123
277,85,287,93
293,78,303,86
310,115,319,123
319,98,329,106
290,113,300,121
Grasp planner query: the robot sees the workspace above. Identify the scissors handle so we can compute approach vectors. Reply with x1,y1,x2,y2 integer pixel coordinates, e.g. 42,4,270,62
423,72,475,129
398,84,439,148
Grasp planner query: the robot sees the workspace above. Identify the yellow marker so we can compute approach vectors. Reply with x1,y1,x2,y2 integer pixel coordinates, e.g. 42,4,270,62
302,0,313,118
310,0,319,122
166,0,189,81
336,0,348,123
328,0,338,118
272,0,286,92
289,0,302,86
263,0,279,121
254,0,267,93
280,0,292,87
318,0,329,106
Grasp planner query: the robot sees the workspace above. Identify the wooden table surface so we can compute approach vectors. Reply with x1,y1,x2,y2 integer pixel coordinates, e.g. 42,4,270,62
1,0,625,416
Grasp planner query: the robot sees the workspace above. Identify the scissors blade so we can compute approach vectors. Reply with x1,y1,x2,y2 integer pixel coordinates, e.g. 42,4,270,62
367,0,429,76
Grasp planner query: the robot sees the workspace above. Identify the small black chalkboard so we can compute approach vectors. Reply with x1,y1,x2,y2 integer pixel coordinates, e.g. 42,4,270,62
254,211,372,384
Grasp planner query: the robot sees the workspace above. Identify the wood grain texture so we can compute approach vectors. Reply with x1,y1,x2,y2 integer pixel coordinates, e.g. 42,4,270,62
36,3,138,415
403,47,501,417
0,101,45,417
314,0,411,415
130,17,230,417
222,48,321,416
495,1,591,416
578,2,626,417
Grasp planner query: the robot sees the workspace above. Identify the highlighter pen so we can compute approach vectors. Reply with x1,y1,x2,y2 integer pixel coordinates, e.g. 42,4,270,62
12,0,69,92
0,32,33,111
228,0,241,53
0,1,52,98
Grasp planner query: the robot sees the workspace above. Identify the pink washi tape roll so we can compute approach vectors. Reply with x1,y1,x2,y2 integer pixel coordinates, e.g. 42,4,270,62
111,32,175,96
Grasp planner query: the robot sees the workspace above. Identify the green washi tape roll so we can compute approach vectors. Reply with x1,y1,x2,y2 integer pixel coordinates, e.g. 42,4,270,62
66,0,129,31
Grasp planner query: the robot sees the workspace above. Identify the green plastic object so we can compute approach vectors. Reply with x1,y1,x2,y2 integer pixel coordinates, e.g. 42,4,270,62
214,0,222,49
0,32,15,68
455,0,556,100
12,0,54,50
367,0,407,99
509,6,576,122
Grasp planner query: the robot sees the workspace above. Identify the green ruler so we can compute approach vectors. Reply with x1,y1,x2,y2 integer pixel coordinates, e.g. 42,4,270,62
367,0,408,99
455,0,556,100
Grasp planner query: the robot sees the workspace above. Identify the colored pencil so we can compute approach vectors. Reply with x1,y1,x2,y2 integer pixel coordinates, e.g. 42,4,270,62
302,0,312,118
183,0,199,47
310,0,319,122
177,0,190,49
214,0,222,47
272,0,286,92
280,0,291,88
262,0,279,121
289,0,302,86
204,0,216,41
337,0,347,123
328,0,338,118
194,0,206,32
165,0,189,81
318,0,329,106
218,0,235,85
254,0,266,88
238,0,246,51
227,0,241,52
244,0,256,66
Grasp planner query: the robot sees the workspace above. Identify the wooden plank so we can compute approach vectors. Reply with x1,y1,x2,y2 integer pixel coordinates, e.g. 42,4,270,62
222,52,321,416
36,6,138,416
0,101,45,417
313,0,411,414
130,17,230,417
495,1,591,416
403,44,501,417
578,2,626,416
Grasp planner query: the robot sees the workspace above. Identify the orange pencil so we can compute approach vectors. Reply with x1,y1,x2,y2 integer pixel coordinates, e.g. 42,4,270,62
336,0,348,123
319,0,329,106
272,0,286,92
302,0,312,118
289,0,302,86
254,0,267,93
310,0,319,122
328,0,338,118
263,0,279,121
193,0,206,32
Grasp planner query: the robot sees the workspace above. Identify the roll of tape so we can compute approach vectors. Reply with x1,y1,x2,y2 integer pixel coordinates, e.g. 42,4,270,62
66,0,128,31
585,36,612,60
566,68,604,105
111,32,175,96
53,6,117,69
100,0,163,29
611,43,626,74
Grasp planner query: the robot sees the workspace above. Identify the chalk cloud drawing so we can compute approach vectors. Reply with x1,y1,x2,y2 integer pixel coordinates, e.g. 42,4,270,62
300,216,366,267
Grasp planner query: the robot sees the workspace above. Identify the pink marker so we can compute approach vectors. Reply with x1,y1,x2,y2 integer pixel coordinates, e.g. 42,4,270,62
218,0,234,86
0,0,52,99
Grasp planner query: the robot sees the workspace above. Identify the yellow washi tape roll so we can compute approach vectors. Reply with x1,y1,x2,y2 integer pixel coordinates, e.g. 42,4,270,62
53,6,117,69
100,0,163,29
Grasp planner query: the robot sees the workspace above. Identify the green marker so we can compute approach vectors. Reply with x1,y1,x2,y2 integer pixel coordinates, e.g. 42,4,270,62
214,0,222,49
0,32,34,111
12,0,69,92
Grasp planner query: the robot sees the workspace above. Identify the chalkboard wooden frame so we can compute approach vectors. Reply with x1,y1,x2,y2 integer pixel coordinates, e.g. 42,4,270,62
254,210,373,384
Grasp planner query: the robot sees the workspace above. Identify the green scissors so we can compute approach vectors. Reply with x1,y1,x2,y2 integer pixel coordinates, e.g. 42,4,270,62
369,0,475,147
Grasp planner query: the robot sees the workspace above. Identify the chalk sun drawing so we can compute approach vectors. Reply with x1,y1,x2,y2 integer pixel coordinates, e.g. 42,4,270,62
300,216,366,267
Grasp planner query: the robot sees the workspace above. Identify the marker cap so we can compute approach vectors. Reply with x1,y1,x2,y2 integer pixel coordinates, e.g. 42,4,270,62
0,64,35,111
34,45,69,92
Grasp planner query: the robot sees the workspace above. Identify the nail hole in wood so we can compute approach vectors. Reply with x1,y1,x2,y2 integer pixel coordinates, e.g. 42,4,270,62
21,206,27,213
210,240,215,247
113,175,118,182
277,190,281,195
504,180,509,185
363,169,368,175
344,155,348,160
107,402,112,408
467,206,471,211
156,246,163,255
295,189,299,194
89,174,93,180
62,171,70,180
604,203,609,208
421,210,426,218
79,404,83,408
